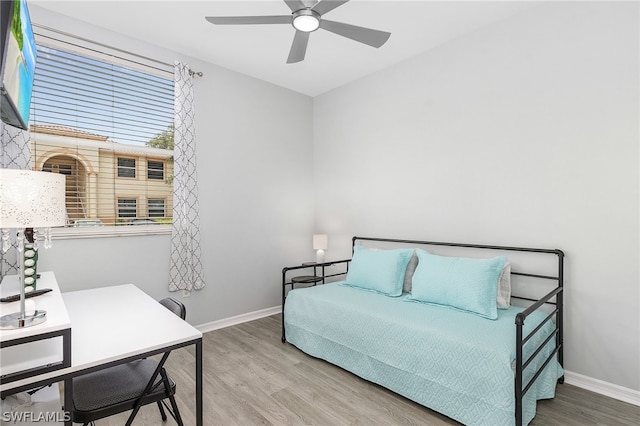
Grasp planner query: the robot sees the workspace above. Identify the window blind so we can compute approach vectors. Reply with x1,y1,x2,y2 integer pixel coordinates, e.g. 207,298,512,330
29,39,174,228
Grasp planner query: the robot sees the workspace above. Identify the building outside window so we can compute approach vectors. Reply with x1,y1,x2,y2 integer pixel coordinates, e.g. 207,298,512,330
28,34,175,228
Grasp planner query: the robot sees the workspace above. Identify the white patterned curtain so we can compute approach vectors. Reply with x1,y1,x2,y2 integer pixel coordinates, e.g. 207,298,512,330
169,62,205,293
0,122,31,279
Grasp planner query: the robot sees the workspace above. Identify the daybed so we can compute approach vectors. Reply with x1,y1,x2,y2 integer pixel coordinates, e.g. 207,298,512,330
282,236,564,426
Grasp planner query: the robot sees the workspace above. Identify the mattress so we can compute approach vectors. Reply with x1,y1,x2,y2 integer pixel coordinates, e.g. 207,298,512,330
284,282,563,426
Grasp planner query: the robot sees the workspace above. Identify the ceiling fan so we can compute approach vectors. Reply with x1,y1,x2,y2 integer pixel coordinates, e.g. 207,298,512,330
205,0,391,64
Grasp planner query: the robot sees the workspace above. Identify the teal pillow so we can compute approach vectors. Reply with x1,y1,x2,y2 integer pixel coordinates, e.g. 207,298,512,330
409,250,507,319
345,246,414,296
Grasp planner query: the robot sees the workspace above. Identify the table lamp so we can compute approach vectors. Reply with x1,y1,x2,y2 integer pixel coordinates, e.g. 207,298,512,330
313,234,328,264
0,169,66,329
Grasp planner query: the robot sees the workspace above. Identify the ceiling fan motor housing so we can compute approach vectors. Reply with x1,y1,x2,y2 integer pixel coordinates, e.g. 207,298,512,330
292,9,321,32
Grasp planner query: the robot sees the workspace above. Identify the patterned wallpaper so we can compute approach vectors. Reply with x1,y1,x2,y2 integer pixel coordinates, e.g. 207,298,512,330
0,122,31,278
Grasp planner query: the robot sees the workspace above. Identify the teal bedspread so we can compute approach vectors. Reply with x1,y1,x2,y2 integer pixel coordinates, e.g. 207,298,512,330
284,282,563,426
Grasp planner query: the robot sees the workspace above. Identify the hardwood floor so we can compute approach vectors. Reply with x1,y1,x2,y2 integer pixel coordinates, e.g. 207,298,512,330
96,314,639,425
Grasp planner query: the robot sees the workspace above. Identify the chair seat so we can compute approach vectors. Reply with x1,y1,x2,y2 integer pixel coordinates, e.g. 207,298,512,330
73,358,176,423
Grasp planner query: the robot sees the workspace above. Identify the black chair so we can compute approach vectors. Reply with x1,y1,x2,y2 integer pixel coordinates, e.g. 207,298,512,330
71,298,186,426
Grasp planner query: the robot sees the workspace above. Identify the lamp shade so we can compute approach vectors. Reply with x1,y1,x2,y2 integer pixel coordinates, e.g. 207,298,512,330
0,169,66,228
313,234,328,250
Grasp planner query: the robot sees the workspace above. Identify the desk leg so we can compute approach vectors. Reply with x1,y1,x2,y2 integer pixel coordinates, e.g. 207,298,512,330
64,378,72,426
196,338,203,426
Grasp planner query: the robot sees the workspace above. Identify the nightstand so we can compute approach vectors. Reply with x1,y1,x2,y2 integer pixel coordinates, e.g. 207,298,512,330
290,274,323,289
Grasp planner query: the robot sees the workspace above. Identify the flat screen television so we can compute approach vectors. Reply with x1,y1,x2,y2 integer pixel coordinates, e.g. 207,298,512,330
0,0,37,130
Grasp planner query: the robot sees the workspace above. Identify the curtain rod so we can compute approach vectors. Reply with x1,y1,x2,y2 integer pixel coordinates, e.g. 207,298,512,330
33,23,203,77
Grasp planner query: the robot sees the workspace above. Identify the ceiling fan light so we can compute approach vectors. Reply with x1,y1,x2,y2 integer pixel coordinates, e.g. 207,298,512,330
292,10,320,32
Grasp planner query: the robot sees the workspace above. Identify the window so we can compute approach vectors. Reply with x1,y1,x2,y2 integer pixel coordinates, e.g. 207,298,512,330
147,160,164,180
117,198,137,218
148,199,165,218
59,164,73,176
42,163,72,175
29,32,174,230
118,158,136,178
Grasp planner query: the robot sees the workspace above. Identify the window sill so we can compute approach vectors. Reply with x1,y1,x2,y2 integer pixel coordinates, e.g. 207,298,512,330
53,225,172,240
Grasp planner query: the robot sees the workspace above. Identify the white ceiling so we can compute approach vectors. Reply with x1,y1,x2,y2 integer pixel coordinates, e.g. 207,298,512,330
32,0,537,97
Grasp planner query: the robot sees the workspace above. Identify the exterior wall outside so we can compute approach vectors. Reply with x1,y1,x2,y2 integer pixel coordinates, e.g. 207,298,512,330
96,152,114,221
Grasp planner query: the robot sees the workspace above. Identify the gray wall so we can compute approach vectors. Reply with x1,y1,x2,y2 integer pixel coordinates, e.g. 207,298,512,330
30,6,316,327
313,2,639,391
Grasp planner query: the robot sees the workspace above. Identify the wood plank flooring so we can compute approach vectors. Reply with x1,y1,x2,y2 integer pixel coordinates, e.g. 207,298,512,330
94,314,639,425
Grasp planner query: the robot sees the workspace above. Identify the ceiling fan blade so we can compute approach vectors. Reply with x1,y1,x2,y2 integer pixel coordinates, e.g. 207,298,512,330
284,0,308,12
319,19,390,48
312,0,350,16
205,15,291,25
287,31,310,63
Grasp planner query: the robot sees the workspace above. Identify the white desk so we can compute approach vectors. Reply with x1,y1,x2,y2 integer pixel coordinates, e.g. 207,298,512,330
0,273,203,426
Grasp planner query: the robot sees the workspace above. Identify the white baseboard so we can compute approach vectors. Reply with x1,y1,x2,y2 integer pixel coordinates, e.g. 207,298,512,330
196,305,281,334
564,370,640,406
195,311,640,408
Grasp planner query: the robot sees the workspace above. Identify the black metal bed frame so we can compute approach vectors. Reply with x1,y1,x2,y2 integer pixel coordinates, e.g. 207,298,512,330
281,236,564,425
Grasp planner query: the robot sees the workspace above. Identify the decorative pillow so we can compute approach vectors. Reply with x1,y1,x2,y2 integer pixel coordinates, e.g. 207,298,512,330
497,262,511,309
409,250,507,319
345,246,414,296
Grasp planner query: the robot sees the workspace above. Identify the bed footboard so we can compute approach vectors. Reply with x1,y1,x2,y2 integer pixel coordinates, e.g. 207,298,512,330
515,249,564,425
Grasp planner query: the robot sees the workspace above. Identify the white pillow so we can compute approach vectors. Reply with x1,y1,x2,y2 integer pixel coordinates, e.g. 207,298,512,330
402,251,418,293
497,262,511,309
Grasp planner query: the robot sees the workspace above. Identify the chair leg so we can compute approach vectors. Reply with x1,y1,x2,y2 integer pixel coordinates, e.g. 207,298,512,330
167,394,184,426
160,370,184,426
157,400,168,421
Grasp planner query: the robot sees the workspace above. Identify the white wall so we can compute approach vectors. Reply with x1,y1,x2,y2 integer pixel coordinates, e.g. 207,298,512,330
313,2,639,391
30,6,316,326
